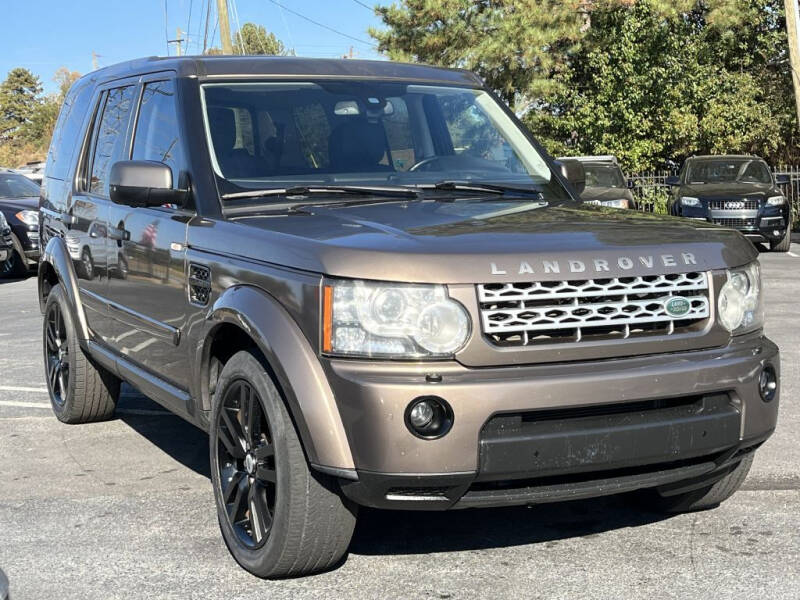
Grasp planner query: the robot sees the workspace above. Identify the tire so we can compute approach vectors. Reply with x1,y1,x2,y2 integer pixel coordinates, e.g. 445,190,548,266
43,283,120,423
647,454,754,513
115,253,128,280
770,227,792,252
210,350,357,578
1,234,29,279
79,247,94,280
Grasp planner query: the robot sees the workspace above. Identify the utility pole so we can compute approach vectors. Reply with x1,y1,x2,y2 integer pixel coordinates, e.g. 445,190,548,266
91,51,100,70
216,0,233,55
167,27,184,56
785,0,800,126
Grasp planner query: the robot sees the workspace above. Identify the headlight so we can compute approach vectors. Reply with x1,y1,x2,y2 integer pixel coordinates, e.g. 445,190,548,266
322,279,470,358
717,262,763,334
600,199,630,209
681,197,701,207
15,209,39,227
767,196,786,206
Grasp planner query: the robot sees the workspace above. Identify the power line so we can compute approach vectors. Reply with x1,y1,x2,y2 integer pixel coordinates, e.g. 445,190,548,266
351,0,374,10
265,0,377,48
164,0,170,55
186,0,194,52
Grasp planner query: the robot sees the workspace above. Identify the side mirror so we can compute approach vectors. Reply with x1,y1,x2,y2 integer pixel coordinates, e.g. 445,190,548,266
775,174,790,186
109,161,187,208
665,175,680,187
554,159,586,195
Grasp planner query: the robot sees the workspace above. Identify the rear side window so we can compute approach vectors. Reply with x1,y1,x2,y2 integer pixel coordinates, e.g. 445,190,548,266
45,81,94,181
132,80,184,187
89,85,136,196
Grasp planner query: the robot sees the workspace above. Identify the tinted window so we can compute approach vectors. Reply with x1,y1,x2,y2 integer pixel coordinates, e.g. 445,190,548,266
201,82,556,195
89,85,136,196
583,164,625,188
0,173,40,198
686,159,772,185
45,81,94,181
132,80,183,186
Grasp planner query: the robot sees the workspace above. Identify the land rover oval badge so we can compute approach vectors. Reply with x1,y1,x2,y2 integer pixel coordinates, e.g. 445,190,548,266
665,297,691,317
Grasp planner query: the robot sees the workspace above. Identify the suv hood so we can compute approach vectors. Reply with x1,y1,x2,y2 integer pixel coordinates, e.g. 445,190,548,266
0,195,38,212
206,199,757,284
681,182,776,198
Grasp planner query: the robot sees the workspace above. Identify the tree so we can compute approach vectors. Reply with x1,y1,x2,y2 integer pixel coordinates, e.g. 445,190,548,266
233,23,286,55
0,68,43,143
53,67,81,102
208,23,287,55
372,0,798,169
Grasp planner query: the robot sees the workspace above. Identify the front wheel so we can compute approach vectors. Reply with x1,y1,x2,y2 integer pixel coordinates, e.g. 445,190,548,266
209,350,357,578
770,225,792,253
0,234,29,279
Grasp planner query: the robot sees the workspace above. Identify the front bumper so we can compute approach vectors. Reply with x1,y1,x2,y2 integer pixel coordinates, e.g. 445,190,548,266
327,332,779,509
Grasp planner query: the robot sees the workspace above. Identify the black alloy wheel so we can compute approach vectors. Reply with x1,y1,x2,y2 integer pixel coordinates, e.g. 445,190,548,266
215,379,277,549
45,302,70,407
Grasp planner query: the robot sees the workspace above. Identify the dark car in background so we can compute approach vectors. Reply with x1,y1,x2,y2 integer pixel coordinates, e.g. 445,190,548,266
667,155,791,252
558,155,635,209
0,169,40,277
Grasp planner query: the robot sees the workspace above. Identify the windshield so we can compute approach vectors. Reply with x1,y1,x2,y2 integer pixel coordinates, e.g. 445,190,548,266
0,172,40,198
201,81,569,201
686,158,772,185
583,163,625,188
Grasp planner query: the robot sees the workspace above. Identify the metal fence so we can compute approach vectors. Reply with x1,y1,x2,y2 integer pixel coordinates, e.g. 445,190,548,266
624,167,800,228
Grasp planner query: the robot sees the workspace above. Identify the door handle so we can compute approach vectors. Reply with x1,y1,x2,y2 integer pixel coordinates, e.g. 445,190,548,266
41,207,75,225
108,228,130,241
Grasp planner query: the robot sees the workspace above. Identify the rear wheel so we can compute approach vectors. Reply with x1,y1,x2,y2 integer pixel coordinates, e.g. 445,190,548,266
43,284,120,423
647,454,754,513
210,350,357,578
79,247,94,280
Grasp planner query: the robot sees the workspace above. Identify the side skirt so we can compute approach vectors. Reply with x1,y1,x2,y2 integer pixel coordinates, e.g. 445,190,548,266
87,341,206,431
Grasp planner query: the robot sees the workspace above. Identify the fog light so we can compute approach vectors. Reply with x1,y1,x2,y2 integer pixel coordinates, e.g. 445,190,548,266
759,365,778,403
405,396,453,439
409,401,434,429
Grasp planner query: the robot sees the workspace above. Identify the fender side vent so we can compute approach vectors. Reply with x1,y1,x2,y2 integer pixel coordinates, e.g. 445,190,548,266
188,263,211,306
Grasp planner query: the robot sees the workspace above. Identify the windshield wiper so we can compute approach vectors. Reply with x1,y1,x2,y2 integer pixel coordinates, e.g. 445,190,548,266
222,184,420,201
416,180,544,198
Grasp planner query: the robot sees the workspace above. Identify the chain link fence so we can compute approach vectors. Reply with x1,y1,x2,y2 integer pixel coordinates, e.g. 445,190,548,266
624,166,800,229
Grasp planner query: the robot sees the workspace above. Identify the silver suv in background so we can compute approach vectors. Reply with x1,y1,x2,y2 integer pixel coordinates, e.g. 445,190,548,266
558,155,635,209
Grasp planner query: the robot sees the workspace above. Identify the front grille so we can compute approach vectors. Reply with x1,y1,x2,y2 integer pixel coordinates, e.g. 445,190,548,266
712,217,757,229
477,272,710,346
708,199,759,210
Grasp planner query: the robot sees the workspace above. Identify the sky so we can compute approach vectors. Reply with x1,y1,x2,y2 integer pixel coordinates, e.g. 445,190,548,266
0,0,387,94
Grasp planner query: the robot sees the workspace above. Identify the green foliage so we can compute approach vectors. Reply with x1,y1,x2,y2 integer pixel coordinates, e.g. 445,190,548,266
0,66,80,167
0,68,43,143
209,23,288,56
234,23,286,55
373,0,799,171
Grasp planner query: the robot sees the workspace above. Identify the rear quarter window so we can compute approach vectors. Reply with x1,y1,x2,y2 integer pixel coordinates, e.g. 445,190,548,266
45,81,95,181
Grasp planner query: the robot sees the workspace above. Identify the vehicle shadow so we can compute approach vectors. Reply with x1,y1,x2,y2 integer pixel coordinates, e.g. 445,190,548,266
116,386,672,555
116,386,211,479
349,496,669,556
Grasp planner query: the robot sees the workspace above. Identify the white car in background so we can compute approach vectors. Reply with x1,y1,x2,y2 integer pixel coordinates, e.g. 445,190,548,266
14,161,45,184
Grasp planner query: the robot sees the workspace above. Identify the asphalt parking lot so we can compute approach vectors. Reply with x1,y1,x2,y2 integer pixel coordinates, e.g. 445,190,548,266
1,242,799,600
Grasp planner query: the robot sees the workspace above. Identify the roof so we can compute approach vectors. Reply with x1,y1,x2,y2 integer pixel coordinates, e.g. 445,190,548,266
557,155,619,165
688,154,764,161
82,56,484,88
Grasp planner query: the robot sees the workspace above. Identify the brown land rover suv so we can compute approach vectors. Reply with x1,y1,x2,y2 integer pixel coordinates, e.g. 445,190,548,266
38,56,779,578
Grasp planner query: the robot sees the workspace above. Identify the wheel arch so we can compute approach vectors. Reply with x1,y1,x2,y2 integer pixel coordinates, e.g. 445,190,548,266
38,236,90,345
198,285,355,475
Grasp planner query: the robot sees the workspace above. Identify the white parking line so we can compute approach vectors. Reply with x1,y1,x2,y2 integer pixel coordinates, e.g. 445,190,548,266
0,399,170,416
0,386,48,393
